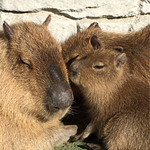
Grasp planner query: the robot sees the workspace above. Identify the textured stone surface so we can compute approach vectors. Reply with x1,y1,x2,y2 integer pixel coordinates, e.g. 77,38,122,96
77,15,150,34
61,0,140,19
140,0,150,14
0,0,149,43
0,12,77,43
132,15,150,30
0,0,101,12
1,0,139,19
77,18,135,33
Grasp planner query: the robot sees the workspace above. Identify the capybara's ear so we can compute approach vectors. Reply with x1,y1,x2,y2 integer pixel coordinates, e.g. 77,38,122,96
113,46,124,53
43,15,51,26
3,21,14,40
115,53,127,68
88,22,101,29
89,35,101,50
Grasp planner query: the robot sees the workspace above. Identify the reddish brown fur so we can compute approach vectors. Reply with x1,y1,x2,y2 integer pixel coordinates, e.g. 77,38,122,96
69,49,150,150
62,25,150,141
62,25,150,83
0,19,77,150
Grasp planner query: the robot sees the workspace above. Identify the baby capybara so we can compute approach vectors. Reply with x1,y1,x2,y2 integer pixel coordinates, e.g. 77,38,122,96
69,48,150,150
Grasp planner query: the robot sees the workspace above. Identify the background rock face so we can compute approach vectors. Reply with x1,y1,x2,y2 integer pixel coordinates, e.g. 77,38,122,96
0,0,149,43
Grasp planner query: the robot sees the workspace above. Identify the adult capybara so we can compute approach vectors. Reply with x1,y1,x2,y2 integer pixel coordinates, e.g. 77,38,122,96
69,48,150,150
0,15,77,150
62,23,150,83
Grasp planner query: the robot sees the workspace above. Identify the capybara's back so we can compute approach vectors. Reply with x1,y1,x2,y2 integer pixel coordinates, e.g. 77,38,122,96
0,16,77,150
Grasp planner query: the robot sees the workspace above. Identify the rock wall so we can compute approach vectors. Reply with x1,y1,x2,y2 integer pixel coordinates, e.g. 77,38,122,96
0,0,150,43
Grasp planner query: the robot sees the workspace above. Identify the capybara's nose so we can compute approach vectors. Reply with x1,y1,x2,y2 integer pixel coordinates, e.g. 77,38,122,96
69,61,79,75
48,83,74,109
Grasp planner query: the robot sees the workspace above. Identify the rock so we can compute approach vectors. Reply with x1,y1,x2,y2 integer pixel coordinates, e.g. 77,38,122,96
77,18,134,33
77,15,150,33
0,0,100,12
0,12,77,43
61,0,139,19
1,0,139,19
140,0,150,14
132,15,150,30
0,0,149,43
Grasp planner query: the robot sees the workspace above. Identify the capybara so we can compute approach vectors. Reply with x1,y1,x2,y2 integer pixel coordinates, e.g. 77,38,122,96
62,24,150,146
62,23,150,83
69,48,150,150
0,15,77,150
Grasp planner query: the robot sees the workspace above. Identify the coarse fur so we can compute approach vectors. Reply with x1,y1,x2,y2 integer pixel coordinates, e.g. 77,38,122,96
0,17,77,150
69,49,150,150
62,24,150,144
62,24,150,83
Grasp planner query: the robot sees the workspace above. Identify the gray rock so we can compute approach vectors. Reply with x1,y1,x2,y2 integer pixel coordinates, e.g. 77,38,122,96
0,0,139,19
0,12,77,43
140,0,150,14
0,0,149,43
77,15,150,33
61,0,139,19
0,0,100,12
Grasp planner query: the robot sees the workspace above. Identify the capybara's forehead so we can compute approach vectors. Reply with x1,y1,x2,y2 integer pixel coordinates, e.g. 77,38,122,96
10,22,60,53
86,48,118,61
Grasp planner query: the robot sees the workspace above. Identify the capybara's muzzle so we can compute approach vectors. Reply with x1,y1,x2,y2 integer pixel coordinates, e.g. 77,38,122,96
47,82,74,110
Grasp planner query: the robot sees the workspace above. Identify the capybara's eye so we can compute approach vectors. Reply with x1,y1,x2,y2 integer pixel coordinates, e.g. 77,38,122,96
19,56,32,69
113,46,123,52
93,65,104,69
92,62,105,70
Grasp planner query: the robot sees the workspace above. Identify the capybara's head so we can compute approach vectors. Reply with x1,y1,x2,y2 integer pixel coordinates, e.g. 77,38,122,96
0,15,73,121
62,22,102,66
69,48,127,93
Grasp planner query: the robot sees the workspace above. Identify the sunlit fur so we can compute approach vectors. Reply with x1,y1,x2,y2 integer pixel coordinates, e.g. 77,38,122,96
69,49,150,150
62,25,150,83
62,25,150,138
0,21,76,150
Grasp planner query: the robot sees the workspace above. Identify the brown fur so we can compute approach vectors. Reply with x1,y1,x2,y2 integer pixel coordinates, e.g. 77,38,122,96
0,18,77,150
62,24,150,144
62,24,150,83
69,49,150,150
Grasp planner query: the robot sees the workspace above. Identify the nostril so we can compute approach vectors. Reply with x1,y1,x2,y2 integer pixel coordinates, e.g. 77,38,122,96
53,107,60,112
69,65,77,75
71,70,78,76
66,55,79,68
69,63,79,75
54,107,59,109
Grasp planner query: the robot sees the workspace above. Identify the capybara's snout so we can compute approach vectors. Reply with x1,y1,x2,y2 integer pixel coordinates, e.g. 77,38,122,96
46,81,73,110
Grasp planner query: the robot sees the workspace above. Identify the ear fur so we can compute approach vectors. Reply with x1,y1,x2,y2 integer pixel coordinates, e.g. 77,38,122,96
3,21,14,40
88,22,101,29
115,53,127,68
90,35,101,50
43,15,51,26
